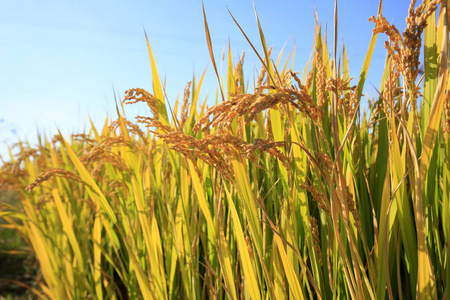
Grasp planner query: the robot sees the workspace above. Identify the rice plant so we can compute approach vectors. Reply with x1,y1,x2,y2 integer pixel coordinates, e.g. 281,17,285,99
1,0,449,299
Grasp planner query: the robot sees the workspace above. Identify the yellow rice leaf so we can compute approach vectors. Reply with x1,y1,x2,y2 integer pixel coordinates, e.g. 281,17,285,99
202,4,225,102
22,210,60,298
89,117,101,142
117,107,131,143
419,60,448,190
40,285,56,300
227,8,275,86
60,133,117,223
63,260,74,299
93,214,103,300
101,116,110,138
275,235,305,300
444,135,450,241
130,173,167,299
227,44,235,97
166,200,194,298
289,121,325,293
144,31,169,126
188,67,207,128
421,5,437,136
187,159,238,298
390,115,418,284
224,185,260,300
356,0,382,101
0,212,27,220
376,165,393,300
275,41,287,70
254,4,275,85
150,215,168,299
416,10,447,297
122,239,154,300
187,159,215,235
445,133,450,290
51,189,85,273
217,222,238,300
272,242,285,300
270,108,289,192
231,157,263,257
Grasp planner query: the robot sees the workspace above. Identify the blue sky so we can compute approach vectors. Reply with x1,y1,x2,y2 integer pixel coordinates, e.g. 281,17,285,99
1,0,413,159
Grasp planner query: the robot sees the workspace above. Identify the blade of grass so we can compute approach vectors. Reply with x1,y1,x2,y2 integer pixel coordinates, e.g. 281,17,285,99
227,8,276,86
202,3,225,102
356,0,383,101
144,31,170,126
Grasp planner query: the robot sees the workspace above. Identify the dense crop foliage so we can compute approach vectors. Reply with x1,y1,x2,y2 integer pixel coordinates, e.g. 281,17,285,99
1,0,449,299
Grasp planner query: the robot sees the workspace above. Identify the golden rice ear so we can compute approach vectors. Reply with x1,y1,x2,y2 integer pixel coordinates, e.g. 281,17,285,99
179,81,192,129
25,168,86,193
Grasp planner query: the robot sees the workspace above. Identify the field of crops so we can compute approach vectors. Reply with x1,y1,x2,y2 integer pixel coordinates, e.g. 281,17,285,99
1,0,449,299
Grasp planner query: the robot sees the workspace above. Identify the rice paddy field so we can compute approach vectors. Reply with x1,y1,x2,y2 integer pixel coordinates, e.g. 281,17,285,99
1,0,449,299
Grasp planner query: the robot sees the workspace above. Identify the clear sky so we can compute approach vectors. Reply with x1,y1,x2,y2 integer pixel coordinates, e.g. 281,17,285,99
1,0,413,159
